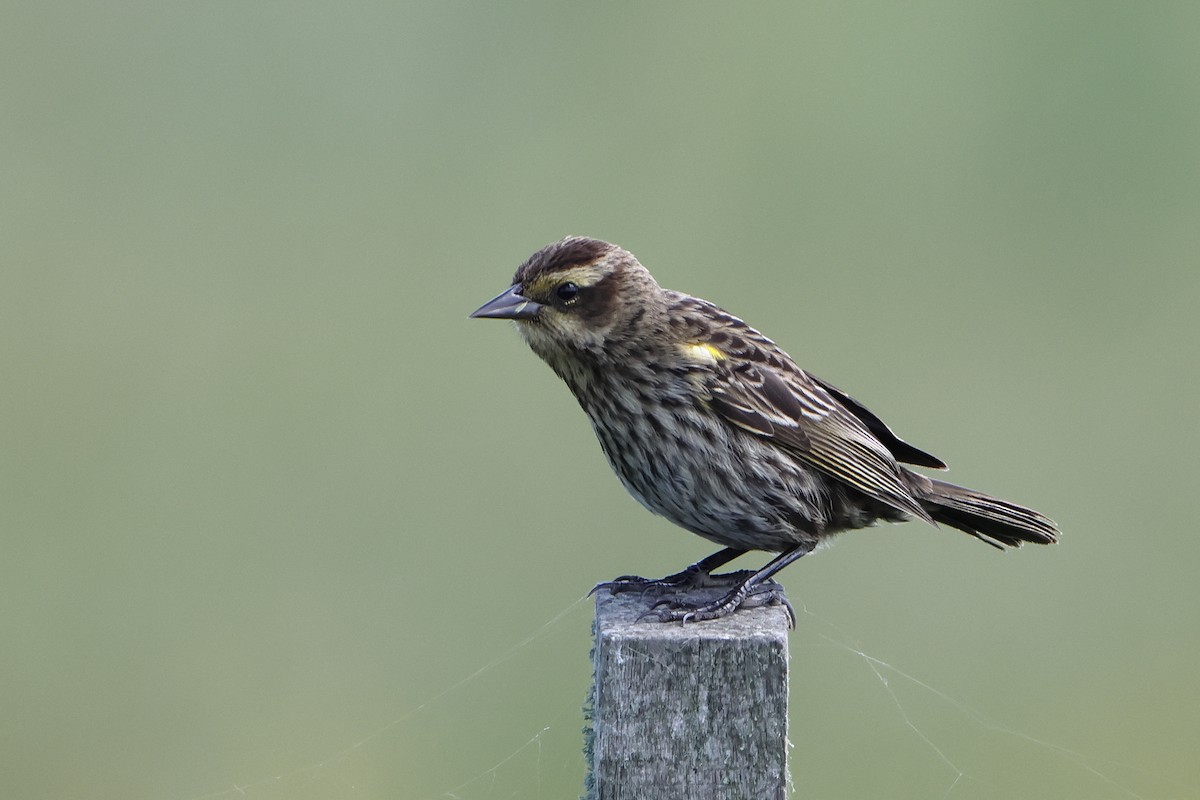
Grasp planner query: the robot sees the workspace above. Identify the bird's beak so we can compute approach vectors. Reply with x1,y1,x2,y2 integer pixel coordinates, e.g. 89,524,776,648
469,284,543,320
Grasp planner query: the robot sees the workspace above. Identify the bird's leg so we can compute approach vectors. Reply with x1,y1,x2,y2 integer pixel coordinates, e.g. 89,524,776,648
640,543,813,628
592,547,749,597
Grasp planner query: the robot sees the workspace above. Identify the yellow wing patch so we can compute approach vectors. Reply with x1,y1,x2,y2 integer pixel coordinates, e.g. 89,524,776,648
680,342,726,365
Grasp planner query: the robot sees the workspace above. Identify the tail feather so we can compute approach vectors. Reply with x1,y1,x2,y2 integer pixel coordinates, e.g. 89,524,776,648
919,478,1059,550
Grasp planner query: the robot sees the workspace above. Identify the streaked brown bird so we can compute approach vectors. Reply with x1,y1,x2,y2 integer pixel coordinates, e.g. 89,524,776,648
471,237,1058,623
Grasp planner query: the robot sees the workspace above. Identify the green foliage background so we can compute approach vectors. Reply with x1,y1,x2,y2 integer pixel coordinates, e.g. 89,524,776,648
3,3,1197,798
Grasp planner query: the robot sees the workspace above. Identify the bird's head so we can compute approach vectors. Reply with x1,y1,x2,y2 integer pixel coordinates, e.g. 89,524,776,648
470,237,663,360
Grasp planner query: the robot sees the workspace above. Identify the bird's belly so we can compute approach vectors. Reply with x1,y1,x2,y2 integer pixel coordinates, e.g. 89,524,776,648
589,407,824,551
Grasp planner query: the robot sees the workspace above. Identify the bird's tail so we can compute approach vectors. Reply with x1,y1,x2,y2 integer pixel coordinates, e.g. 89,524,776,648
917,478,1059,550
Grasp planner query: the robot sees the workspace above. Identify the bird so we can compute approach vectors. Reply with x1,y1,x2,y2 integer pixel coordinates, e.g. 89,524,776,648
470,236,1058,624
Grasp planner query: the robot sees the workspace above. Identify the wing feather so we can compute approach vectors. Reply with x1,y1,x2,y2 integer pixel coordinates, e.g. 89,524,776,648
698,354,932,521
671,293,938,522
810,375,947,469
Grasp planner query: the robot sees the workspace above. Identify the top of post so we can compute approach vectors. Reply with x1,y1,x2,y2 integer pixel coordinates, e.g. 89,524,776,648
593,585,793,641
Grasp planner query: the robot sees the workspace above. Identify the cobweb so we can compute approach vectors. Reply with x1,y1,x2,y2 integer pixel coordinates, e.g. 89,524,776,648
169,593,1188,800
788,599,1188,800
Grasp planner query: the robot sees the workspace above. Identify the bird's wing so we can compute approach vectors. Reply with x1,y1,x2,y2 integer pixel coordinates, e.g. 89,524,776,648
690,337,932,522
808,375,947,470
669,294,935,521
706,360,932,521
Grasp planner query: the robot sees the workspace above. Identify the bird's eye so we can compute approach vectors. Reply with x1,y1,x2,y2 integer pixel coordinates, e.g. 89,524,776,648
556,281,580,305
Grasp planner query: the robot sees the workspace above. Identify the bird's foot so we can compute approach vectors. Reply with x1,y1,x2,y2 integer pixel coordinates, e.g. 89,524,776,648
637,580,796,628
591,567,755,598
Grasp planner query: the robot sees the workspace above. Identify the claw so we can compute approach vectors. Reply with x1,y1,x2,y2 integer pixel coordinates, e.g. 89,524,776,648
592,568,757,600
594,545,804,628
591,576,662,598
742,583,797,628
591,574,674,597
629,580,795,628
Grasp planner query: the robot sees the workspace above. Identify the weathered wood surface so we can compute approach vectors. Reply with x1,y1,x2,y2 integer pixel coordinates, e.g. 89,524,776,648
584,586,791,800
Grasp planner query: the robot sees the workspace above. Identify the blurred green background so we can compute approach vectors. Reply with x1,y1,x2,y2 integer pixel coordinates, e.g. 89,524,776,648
3,3,1198,798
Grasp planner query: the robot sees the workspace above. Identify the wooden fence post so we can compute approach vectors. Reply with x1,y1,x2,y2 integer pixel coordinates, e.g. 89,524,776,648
584,586,791,800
